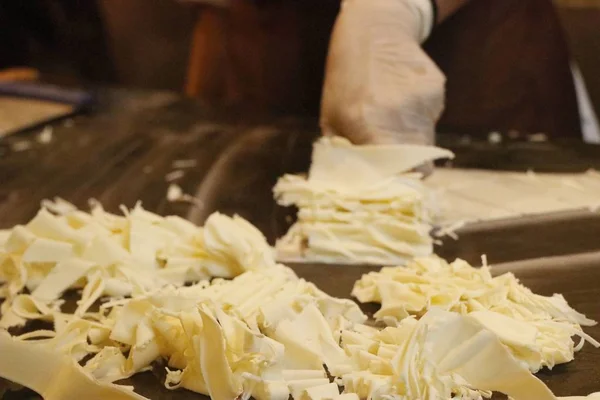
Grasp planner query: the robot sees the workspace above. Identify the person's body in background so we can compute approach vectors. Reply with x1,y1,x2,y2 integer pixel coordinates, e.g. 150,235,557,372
0,0,115,85
2,0,597,144
185,0,598,144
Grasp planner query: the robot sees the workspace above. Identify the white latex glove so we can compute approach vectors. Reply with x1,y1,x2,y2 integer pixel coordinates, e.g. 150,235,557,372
321,0,446,145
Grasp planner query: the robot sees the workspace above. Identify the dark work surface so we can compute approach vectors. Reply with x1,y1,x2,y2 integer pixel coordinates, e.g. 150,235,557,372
0,89,235,227
3,253,600,399
437,133,600,173
2,89,600,262
438,210,600,266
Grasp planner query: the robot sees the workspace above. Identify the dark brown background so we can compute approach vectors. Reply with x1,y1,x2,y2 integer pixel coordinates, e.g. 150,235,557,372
96,0,600,120
2,1,599,138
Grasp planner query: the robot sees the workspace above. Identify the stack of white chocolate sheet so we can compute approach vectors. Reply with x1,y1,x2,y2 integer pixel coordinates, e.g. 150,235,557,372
274,138,600,264
274,137,454,265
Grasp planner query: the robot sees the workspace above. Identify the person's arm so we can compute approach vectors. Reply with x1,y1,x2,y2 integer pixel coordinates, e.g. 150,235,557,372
320,0,469,146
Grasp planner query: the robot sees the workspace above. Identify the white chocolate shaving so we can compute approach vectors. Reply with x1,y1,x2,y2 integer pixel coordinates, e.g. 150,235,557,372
302,382,339,400
352,256,599,372
0,200,276,329
21,238,73,263
308,137,454,186
2,263,599,400
0,331,147,400
32,258,93,301
1,199,598,400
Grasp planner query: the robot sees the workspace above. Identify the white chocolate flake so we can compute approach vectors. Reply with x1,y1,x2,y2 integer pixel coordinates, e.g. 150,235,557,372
352,256,599,373
0,200,599,400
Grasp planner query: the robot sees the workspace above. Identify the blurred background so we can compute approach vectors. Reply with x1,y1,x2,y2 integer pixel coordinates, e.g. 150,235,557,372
1,0,599,138
2,0,600,271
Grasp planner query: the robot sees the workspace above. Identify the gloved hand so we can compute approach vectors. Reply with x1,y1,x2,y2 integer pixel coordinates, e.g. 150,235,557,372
320,0,446,146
